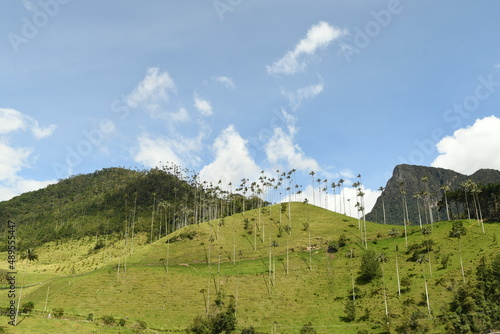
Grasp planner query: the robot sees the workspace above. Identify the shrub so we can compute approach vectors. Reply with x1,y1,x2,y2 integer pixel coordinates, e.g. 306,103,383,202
327,241,339,253
52,308,64,318
21,301,34,314
300,322,317,334
441,253,452,269
344,300,356,322
358,250,381,283
338,234,348,247
102,315,115,326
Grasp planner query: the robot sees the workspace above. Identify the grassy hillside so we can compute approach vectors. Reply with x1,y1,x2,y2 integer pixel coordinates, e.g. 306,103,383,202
1,202,499,333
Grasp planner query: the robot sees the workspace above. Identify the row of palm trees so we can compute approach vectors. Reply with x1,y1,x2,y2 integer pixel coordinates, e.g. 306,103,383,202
376,177,486,236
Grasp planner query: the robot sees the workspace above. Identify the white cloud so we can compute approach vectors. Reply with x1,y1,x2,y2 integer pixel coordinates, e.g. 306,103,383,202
133,134,184,168
31,121,57,139
0,177,55,202
432,115,500,174
0,108,57,201
0,140,31,182
265,127,320,173
266,21,345,75
0,108,28,134
194,94,213,116
126,67,176,113
168,108,190,123
213,76,235,89
281,83,324,110
0,108,57,139
199,125,261,188
133,126,205,169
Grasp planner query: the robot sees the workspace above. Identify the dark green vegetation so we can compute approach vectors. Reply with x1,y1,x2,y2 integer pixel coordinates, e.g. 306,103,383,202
0,166,266,252
367,164,500,224
0,166,499,333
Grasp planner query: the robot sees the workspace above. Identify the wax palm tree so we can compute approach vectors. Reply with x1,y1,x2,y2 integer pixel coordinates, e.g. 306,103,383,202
309,171,316,205
399,182,409,248
378,186,387,224
440,184,451,221
470,181,485,234
421,227,433,276
317,178,322,208
331,182,337,212
449,222,466,283
377,252,389,317
421,176,434,226
413,193,423,230
339,179,346,214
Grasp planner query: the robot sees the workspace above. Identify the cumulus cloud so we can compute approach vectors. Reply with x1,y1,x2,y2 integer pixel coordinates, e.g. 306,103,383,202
133,129,205,169
266,21,345,75
194,94,213,116
432,115,500,174
199,125,261,188
133,134,184,168
0,140,31,182
0,108,57,201
265,127,320,173
281,82,324,110
126,67,176,114
0,108,27,134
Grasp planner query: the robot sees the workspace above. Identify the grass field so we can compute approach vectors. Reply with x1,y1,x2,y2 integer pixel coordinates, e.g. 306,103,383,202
1,202,499,333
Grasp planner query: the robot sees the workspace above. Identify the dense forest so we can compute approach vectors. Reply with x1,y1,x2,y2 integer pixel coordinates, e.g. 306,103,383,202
0,165,268,252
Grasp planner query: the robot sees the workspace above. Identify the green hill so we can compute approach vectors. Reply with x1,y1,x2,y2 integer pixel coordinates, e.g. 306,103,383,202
1,201,499,333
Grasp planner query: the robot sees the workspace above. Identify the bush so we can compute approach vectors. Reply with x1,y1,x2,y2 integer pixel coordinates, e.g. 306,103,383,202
327,241,339,253
344,300,356,322
52,307,64,318
118,318,126,326
21,301,34,314
136,319,148,329
338,234,348,247
441,253,452,269
102,315,115,326
241,327,255,334
188,294,236,334
300,322,317,334
358,250,381,283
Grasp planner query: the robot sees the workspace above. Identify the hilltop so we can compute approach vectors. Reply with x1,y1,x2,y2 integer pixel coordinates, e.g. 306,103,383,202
0,166,260,252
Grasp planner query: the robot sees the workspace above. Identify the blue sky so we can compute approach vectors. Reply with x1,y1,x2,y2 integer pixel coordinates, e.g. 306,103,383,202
1,0,500,214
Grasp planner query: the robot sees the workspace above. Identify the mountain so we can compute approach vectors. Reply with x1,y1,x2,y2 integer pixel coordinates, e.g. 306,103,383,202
366,164,500,225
